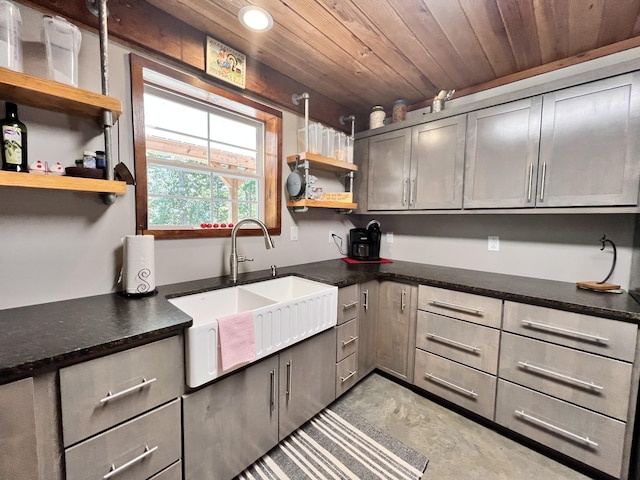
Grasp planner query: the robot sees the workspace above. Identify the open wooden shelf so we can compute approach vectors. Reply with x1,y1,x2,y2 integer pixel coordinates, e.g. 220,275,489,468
0,171,126,195
287,152,358,173
286,198,357,210
0,67,122,122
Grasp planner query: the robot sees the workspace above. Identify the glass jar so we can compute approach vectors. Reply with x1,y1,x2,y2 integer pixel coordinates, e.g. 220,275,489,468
392,99,407,123
369,105,385,129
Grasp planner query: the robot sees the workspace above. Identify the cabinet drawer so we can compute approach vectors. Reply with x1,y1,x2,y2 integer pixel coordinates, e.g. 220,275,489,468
337,284,359,325
60,336,184,446
416,311,500,374
336,318,359,362
418,286,502,328
336,352,358,397
504,301,637,362
500,333,632,421
414,349,496,420
149,460,182,480
65,399,181,480
496,380,625,478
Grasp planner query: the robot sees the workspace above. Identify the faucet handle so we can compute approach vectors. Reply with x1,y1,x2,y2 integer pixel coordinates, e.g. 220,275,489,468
238,255,254,263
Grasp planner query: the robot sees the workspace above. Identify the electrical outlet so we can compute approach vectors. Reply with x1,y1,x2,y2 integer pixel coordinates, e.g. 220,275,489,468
386,232,394,244
488,236,499,252
329,230,336,244
290,226,298,241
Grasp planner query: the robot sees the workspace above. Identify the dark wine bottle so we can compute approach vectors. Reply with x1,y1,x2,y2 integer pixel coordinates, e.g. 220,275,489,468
1,102,28,172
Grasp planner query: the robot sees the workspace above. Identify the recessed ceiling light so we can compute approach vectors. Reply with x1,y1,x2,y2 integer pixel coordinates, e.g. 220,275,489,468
238,6,273,32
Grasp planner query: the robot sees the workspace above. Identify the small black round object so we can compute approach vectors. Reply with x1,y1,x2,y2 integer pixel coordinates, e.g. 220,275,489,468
286,171,305,199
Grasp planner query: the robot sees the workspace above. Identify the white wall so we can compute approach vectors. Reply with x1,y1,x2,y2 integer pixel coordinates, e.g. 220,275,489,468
0,4,352,309
1,3,637,310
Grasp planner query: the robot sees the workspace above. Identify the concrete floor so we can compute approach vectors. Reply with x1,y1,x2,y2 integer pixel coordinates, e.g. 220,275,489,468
334,373,593,480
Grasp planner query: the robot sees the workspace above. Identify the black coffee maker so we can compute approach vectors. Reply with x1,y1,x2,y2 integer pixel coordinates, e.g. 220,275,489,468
349,220,381,261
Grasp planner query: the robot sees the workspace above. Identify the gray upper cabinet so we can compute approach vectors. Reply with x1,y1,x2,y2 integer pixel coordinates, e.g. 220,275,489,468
537,73,640,207
411,116,466,209
464,98,542,208
367,128,412,210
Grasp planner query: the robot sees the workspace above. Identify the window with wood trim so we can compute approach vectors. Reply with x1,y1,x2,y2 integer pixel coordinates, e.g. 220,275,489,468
130,54,282,239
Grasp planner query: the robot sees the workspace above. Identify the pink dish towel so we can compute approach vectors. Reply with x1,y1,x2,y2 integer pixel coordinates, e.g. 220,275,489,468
218,311,256,371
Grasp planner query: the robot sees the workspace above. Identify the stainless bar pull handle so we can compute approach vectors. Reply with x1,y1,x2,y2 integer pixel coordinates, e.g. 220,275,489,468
269,369,276,410
363,289,369,311
539,162,547,201
409,178,416,206
342,335,358,347
517,361,603,390
515,410,598,448
429,299,483,315
402,178,408,206
427,332,481,353
401,290,406,312
340,370,357,383
527,163,534,202
100,377,157,404
343,300,359,310
521,319,609,343
425,373,478,398
103,445,158,479
286,361,293,400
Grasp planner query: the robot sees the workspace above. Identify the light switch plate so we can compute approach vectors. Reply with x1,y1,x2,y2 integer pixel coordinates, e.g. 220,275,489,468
488,236,499,251
386,232,394,244
290,226,298,241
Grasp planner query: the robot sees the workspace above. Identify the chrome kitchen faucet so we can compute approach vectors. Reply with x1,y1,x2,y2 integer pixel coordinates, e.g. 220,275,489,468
230,218,275,282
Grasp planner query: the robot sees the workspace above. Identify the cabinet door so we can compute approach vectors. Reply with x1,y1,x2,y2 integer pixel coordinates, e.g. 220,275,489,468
279,329,336,440
182,356,279,480
410,115,466,209
0,378,39,480
537,73,640,207
375,281,416,382
353,137,370,213
464,97,542,208
358,280,379,380
367,129,412,210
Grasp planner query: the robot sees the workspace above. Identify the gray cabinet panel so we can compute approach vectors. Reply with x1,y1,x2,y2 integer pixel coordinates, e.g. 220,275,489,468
496,380,625,478
279,329,336,440
337,283,359,325
367,129,412,210
376,281,416,381
464,98,542,208
411,115,466,209
418,285,502,328
0,377,39,480
538,73,640,207
336,317,358,362
336,352,358,397
358,280,379,380
182,356,279,480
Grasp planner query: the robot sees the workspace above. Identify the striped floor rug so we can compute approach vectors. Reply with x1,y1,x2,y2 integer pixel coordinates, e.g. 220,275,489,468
236,403,428,479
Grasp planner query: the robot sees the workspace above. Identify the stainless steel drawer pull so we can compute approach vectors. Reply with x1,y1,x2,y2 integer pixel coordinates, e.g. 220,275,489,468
100,377,157,404
425,373,478,398
517,361,604,391
342,300,359,310
520,319,609,343
401,290,406,312
527,163,534,202
270,369,276,410
363,289,369,311
539,162,547,201
430,299,483,315
341,370,357,383
426,332,481,353
103,445,158,479
286,361,293,400
515,410,598,448
342,335,358,347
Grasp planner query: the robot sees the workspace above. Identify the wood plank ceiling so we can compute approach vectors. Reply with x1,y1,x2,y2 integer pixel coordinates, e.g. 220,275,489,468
143,0,640,127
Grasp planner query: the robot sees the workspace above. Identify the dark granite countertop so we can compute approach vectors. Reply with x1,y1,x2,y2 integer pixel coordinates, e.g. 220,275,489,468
2,257,640,385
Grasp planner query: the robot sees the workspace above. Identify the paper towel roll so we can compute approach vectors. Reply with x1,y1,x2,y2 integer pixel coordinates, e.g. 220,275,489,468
123,235,156,295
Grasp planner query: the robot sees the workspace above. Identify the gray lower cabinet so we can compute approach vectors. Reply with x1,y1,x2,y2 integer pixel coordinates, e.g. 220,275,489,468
0,377,39,480
375,281,417,381
464,97,542,208
279,328,336,440
183,355,280,480
358,280,379,379
537,72,640,207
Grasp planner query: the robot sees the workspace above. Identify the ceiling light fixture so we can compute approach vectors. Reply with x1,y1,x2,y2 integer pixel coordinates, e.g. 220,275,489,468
238,6,273,32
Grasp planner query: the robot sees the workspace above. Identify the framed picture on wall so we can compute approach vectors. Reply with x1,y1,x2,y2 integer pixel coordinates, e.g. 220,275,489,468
205,36,246,89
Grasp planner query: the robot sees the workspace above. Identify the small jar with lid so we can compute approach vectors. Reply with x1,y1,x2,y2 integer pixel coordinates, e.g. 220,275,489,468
392,99,407,123
369,105,385,129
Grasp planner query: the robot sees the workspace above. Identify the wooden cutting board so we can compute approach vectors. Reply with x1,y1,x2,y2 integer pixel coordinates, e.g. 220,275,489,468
576,281,621,291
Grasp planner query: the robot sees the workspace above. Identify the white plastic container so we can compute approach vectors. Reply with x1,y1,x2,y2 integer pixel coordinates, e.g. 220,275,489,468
297,122,321,154
42,15,81,86
0,0,23,72
322,127,335,158
334,131,347,161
